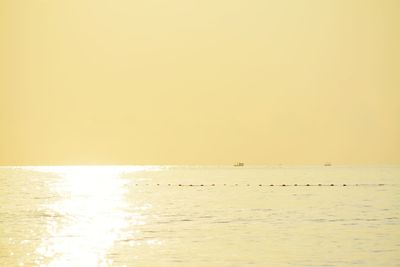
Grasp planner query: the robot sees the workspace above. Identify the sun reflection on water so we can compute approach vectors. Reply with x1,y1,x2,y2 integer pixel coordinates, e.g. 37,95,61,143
33,166,146,267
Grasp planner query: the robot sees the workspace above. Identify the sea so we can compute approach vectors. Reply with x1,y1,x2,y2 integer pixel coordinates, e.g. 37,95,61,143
0,165,399,267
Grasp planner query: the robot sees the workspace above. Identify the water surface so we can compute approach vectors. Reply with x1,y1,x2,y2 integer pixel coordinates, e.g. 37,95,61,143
0,166,399,266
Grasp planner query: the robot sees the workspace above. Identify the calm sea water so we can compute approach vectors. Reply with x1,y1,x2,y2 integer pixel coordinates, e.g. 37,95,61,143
0,166,399,267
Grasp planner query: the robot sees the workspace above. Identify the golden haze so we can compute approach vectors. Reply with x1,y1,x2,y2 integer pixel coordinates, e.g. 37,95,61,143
0,0,399,165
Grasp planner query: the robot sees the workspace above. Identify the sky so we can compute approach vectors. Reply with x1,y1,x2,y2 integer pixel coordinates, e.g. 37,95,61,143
0,0,399,165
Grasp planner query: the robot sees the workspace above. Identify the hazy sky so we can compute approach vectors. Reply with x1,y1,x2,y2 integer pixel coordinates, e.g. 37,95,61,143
0,0,399,165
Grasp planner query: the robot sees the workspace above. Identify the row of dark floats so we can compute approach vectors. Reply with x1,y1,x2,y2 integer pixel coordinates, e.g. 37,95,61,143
132,183,385,187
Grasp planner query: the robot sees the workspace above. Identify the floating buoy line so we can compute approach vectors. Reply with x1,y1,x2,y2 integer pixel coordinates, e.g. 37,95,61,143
132,183,386,187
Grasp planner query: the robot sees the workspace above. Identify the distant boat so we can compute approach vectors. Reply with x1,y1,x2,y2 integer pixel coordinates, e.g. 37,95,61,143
324,162,332,166
233,162,244,167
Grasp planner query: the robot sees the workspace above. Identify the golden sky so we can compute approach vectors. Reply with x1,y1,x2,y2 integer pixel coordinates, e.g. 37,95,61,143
0,0,399,165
